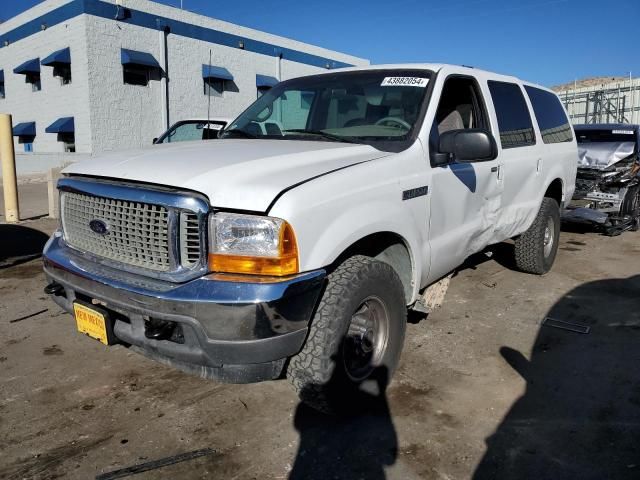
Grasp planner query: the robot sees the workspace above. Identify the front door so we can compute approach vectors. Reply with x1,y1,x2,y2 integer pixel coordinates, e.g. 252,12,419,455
426,75,504,280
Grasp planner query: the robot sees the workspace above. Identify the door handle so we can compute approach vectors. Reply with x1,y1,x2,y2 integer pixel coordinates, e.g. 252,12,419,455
490,166,498,173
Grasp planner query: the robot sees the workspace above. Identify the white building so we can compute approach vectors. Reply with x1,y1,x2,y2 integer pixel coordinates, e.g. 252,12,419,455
0,0,368,177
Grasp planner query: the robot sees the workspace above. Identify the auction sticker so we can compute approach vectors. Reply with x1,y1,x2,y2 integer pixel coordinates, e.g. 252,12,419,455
381,77,429,87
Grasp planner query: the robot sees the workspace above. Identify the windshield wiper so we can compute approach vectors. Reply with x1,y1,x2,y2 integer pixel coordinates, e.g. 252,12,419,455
283,129,360,144
221,128,256,139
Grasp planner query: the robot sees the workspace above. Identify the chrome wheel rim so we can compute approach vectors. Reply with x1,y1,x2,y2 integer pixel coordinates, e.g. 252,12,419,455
343,296,390,382
543,216,555,258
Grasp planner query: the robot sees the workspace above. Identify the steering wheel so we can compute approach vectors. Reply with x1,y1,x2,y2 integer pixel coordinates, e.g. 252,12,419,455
374,117,412,130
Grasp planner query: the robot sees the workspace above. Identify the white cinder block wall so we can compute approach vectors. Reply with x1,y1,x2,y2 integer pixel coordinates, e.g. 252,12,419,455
0,0,368,176
0,1,93,175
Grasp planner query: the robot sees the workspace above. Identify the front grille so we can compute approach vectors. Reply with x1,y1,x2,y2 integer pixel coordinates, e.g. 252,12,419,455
62,191,171,271
180,212,201,268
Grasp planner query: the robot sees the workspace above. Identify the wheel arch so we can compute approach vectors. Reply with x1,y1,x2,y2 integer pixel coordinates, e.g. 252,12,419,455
329,231,416,305
544,177,564,207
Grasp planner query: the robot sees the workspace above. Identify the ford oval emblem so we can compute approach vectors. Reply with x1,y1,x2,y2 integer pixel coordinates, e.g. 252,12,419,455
89,219,109,235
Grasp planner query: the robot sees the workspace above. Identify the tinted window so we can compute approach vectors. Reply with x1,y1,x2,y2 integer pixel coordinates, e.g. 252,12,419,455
488,81,535,148
525,86,572,144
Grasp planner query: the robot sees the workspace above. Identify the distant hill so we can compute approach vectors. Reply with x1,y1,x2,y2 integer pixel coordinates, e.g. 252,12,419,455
552,76,630,92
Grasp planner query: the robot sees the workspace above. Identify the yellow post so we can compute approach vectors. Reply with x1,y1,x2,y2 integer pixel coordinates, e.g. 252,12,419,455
0,113,19,222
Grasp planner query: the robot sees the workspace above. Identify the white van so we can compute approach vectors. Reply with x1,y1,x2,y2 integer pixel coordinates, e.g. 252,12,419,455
44,64,577,411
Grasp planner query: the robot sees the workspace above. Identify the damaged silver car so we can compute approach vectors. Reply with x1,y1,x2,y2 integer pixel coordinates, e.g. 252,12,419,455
564,124,640,235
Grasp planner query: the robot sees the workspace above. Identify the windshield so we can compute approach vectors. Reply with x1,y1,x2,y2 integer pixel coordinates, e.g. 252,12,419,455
222,69,433,152
155,120,227,144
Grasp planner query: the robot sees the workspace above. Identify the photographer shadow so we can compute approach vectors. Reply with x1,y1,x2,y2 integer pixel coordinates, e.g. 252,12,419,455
474,274,640,479
290,366,398,480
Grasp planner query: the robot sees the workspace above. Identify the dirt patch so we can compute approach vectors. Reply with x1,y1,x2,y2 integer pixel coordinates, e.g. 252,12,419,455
43,345,64,356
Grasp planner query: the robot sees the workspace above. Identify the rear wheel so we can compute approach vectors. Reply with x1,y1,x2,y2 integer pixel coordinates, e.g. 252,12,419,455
514,197,561,275
286,255,406,414
622,184,640,232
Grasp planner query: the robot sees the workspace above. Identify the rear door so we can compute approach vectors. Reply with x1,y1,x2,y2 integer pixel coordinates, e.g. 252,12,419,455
426,74,504,279
486,80,542,239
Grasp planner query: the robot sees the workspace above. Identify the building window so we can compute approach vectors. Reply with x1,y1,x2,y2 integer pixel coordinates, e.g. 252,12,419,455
26,73,41,92
123,65,150,86
202,65,234,97
13,122,36,149
256,75,278,98
13,58,41,92
204,77,224,97
54,65,72,85
121,49,160,87
42,47,72,86
0,82,4,99
60,133,75,152
18,136,35,152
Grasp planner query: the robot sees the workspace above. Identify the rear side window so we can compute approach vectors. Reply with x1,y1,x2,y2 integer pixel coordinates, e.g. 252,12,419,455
488,81,535,149
524,86,573,144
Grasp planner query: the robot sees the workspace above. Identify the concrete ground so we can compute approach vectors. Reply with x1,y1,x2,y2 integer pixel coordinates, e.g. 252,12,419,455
0,212,639,479
0,181,49,223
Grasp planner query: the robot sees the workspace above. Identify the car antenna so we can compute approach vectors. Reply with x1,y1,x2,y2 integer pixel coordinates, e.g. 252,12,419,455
207,49,212,138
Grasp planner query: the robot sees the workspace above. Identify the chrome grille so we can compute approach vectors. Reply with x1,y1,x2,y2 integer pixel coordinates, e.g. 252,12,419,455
61,191,171,271
180,212,201,268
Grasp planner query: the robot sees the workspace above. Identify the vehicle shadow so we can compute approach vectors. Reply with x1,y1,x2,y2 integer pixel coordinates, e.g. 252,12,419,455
0,224,49,269
473,274,640,479
456,241,518,274
289,366,397,480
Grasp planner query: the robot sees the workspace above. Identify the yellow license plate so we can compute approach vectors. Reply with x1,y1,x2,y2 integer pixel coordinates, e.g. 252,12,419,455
74,303,109,345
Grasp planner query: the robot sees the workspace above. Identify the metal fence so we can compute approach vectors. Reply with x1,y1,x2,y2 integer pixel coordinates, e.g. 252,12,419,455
555,76,640,125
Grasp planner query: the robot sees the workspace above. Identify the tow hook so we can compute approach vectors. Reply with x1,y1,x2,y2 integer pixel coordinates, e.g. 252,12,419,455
144,318,177,341
44,282,65,296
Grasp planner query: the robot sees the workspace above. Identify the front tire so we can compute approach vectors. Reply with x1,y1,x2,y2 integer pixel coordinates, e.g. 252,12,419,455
514,197,561,275
287,255,406,413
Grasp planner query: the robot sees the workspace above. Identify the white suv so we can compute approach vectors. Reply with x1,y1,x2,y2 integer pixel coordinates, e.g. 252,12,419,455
44,64,577,411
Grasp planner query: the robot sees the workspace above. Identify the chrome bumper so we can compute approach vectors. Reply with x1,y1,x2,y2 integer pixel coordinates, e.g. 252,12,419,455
43,233,325,383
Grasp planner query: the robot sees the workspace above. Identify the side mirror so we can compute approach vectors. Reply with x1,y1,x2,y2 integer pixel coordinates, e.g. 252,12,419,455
435,129,498,165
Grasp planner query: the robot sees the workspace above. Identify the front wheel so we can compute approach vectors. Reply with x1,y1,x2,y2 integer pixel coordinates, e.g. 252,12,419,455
514,197,561,275
286,255,406,414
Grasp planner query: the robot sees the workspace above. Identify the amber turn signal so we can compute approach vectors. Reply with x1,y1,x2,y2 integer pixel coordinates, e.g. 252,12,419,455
208,221,299,276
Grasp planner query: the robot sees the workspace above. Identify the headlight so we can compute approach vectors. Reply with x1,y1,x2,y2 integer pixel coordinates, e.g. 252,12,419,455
208,212,299,276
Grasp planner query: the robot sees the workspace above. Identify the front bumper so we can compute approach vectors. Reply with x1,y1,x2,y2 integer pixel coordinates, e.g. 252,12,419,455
43,233,325,383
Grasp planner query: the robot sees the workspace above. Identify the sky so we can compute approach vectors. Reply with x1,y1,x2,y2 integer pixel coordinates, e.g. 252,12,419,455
1,0,639,87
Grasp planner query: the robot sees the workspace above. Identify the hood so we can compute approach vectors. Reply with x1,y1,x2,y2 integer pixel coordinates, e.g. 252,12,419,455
577,141,636,170
63,139,391,211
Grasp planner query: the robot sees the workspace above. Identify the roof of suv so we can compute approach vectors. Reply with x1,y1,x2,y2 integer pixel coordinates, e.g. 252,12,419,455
325,63,552,94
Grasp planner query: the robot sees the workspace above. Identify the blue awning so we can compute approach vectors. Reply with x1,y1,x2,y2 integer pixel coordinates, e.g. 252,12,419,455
46,117,74,134
121,48,160,68
13,58,40,75
41,47,71,66
0,70,4,83
202,65,233,81
13,122,36,136
256,74,278,88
